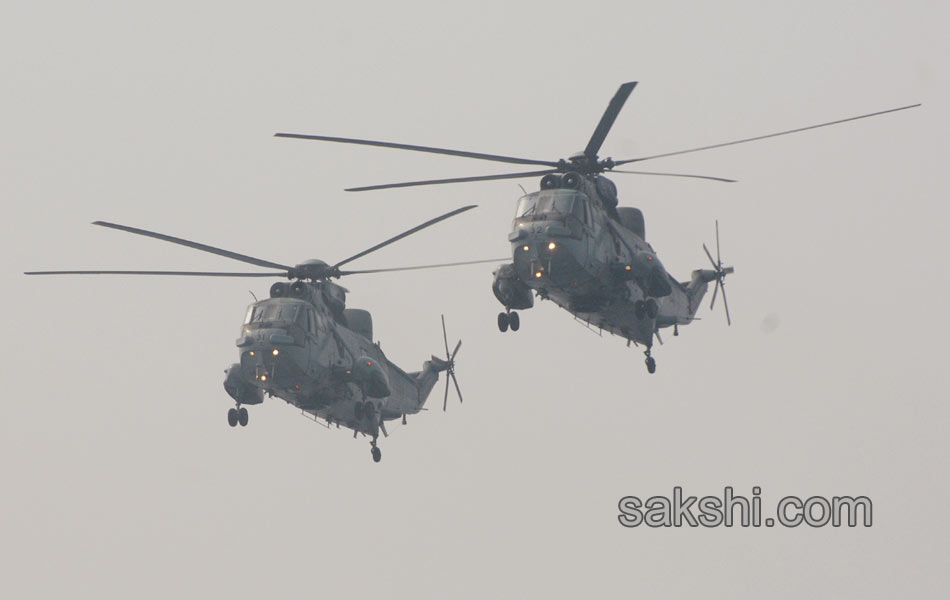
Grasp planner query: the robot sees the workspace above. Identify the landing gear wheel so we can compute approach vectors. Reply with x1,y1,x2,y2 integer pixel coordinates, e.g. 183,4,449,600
645,356,656,374
645,299,658,319
497,312,509,332
509,311,520,331
634,300,645,320
238,407,249,427
227,408,238,427
371,446,382,463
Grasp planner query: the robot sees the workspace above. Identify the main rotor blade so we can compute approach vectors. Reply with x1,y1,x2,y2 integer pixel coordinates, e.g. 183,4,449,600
584,81,637,160
331,205,477,270
345,169,558,192
338,257,509,276
610,169,736,183
613,104,921,166
93,222,293,271
274,133,559,168
24,270,285,277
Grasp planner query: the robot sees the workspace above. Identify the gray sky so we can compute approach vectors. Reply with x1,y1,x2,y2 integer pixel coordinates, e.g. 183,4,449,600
3,1,947,598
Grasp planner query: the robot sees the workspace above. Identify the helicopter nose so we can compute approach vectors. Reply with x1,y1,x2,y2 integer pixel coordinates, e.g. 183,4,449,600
239,342,306,387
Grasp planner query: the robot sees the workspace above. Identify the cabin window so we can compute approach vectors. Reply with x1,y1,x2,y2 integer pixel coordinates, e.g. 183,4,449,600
573,197,589,225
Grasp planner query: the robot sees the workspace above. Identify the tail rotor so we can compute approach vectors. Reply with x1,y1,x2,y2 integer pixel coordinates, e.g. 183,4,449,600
440,315,463,411
702,220,735,326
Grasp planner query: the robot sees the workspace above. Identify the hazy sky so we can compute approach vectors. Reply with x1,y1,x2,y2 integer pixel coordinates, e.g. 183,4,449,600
3,1,947,598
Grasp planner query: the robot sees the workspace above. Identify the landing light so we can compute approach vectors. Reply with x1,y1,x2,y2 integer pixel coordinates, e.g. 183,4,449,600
272,349,279,356
260,374,267,382
548,242,556,250
625,265,632,271
522,245,530,252
249,351,255,356
535,272,542,278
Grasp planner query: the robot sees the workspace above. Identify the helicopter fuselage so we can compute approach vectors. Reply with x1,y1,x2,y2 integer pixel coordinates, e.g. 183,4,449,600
493,175,715,347
224,280,446,438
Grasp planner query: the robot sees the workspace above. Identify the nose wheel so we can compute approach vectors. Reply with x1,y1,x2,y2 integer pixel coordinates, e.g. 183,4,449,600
227,406,249,427
497,310,520,332
644,349,656,374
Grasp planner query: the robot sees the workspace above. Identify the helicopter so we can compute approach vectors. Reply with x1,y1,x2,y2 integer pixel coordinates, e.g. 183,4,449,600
25,206,503,462
275,82,919,373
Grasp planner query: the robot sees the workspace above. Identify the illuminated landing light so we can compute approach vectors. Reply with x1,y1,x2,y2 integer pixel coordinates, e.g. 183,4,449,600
535,272,543,278
625,265,632,271
272,349,279,356
249,351,255,356
260,374,267,382
522,245,530,252
548,241,556,250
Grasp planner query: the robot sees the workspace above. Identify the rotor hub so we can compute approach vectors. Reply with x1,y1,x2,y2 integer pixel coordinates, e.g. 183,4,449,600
289,259,337,280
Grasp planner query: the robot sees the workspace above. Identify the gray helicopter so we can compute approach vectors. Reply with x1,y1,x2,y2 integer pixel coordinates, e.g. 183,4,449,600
26,206,501,462
275,82,918,373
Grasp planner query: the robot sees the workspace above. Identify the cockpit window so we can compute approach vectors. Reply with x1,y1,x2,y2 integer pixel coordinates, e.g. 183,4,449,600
515,191,589,224
516,195,538,217
244,302,301,326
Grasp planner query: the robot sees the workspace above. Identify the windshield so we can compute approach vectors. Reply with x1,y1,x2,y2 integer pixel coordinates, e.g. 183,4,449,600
515,190,587,222
244,302,301,326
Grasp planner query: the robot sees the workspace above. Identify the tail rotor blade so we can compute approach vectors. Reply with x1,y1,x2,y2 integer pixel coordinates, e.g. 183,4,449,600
703,243,718,270
715,220,722,266
721,283,732,326
451,372,463,404
710,278,720,310
443,375,449,412
451,339,462,361
441,314,450,358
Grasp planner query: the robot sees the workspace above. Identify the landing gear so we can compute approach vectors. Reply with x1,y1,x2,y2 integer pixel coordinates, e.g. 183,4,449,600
227,406,249,427
498,310,520,332
644,349,657,374
370,439,382,463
